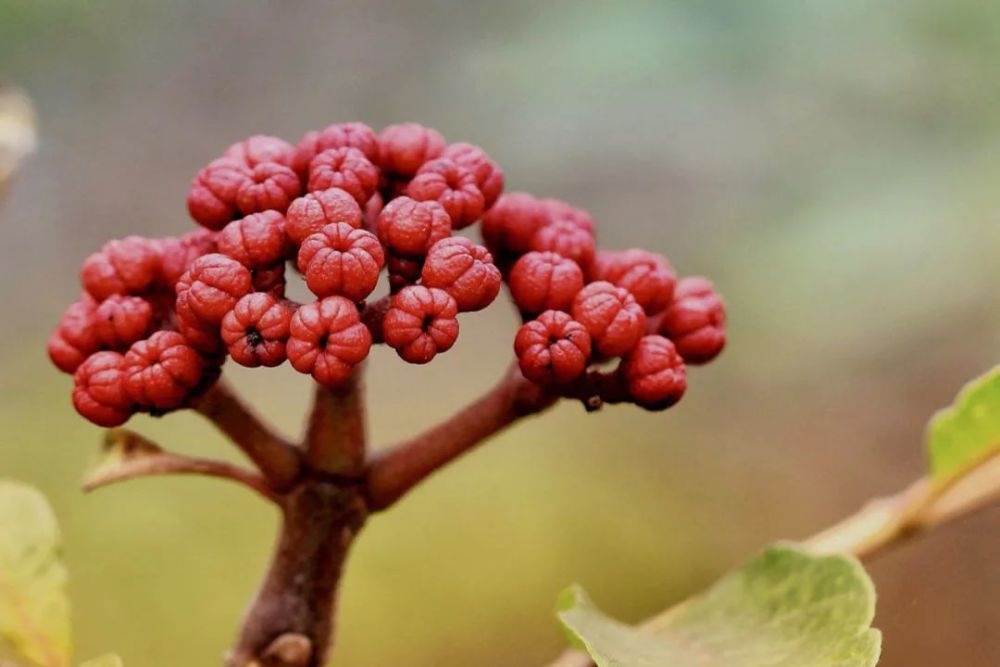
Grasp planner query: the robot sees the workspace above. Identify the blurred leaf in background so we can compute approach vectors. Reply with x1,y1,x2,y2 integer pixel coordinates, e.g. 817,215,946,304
0,89,36,194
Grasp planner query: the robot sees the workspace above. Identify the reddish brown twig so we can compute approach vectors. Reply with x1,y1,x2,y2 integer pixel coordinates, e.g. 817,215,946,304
304,370,367,476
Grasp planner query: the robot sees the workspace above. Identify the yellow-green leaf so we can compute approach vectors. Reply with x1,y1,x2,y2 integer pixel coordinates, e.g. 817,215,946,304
927,365,1000,479
79,655,123,667
558,543,880,667
0,481,71,667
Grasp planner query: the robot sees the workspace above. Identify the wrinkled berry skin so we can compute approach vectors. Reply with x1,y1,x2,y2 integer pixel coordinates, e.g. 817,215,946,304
221,293,292,367
540,198,596,235
293,122,380,178
251,261,287,298
81,236,161,300
530,219,596,271
287,296,372,386
441,142,504,209
593,249,676,315
406,159,485,229
481,192,547,254
48,297,101,373
420,237,501,312
514,310,591,385
508,251,584,315
224,135,295,169
122,331,204,410
621,335,686,409
286,188,363,245
307,147,380,205
377,196,452,257
297,223,385,301
571,281,647,357
218,211,288,269
382,286,459,364
72,351,133,426
157,230,218,289
236,162,301,215
187,158,252,230
94,295,155,350
176,253,253,326
378,123,445,178
660,277,726,364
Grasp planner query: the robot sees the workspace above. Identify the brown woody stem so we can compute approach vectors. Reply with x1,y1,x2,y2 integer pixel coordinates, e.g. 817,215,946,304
364,363,558,510
304,370,367,476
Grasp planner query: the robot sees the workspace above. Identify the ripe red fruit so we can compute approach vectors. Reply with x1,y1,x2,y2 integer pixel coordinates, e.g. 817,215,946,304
293,122,380,178
157,230,218,288
187,158,252,230
94,295,155,350
376,196,451,257
287,296,373,386
571,281,647,357
286,188,363,245
235,162,301,215
420,237,501,312
593,249,676,315
251,261,287,298
221,293,292,368
81,236,161,300
620,335,686,409
224,135,295,169
508,251,584,315
406,158,485,229
218,211,289,269
72,351,134,427
514,310,591,385
386,254,423,293
307,147,380,205
378,123,446,177
530,219,596,271
123,331,204,410
382,286,459,364
297,223,385,301
659,276,726,364
441,143,504,209
48,297,101,373
540,198,596,235
175,310,224,355
176,253,253,326
480,192,548,254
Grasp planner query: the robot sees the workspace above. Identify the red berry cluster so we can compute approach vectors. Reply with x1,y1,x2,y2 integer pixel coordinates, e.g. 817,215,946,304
50,122,725,426
490,193,726,411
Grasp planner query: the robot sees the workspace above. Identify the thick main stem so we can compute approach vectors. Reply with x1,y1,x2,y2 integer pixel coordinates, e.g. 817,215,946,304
227,480,367,667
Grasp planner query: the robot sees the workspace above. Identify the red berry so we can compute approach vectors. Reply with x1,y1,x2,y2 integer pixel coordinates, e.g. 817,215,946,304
480,192,548,254
530,219,596,270
593,249,676,315
382,286,459,364
620,335,686,409
235,162,301,215
157,230,218,288
218,210,289,269
307,147,380,205
540,198,596,235
659,276,726,364
72,351,134,426
81,236,161,301
421,237,501,312
220,293,292,368
441,142,504,209
514,310,591,385
378,123,446,177
293,122,379,178
287,296,372,386
286,188,363,245
187,158,252,230
406,158,485,229
376,196,451,257
175,309,224,355
386,254,423,293
123,331,204,410
571,281,647,357
48,297,100,373
175,253,253,326
94,295,155,350
297,223,384,301
251,261,287,298
224,135,295,169
508,251,584,315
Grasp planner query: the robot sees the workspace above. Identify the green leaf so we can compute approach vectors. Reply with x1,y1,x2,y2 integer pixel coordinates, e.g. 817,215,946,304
82,429,165,492
557,543,881,667
0,481,72,667
79,655,123,667
927,365,1000,479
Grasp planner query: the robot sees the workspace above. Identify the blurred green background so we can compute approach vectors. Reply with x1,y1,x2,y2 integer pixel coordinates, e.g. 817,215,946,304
1,1,998,665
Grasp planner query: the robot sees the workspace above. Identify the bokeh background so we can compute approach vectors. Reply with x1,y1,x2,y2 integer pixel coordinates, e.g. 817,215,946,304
1,1,999,665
